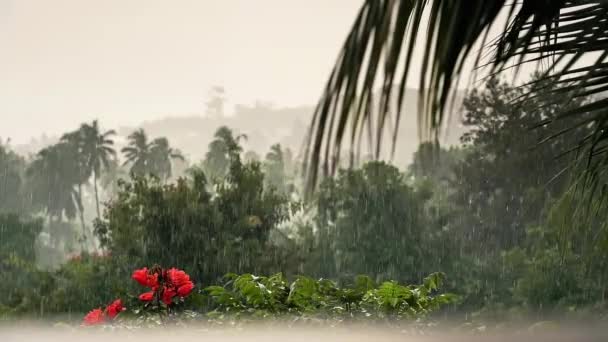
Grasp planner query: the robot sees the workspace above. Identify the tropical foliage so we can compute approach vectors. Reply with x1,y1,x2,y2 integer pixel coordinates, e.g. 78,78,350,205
1,71,608,326
122,129,184,180
201,126,247,182
204,271,455,323
78,264,454,327
94,153,289,282
314,161,428,282
305,0,608,196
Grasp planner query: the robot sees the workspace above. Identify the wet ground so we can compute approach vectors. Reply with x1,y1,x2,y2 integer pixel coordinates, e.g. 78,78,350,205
1,325,607,342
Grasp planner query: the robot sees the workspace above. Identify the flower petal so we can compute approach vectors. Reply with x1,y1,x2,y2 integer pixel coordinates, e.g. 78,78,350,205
83,308,105,325
138,291,155,302
177,281,194,297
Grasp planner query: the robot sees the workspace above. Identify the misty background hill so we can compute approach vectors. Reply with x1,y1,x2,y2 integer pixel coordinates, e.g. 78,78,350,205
13,88,468,168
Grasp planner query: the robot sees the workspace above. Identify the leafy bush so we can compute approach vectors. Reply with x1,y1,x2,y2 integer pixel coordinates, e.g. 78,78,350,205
0,214,55,318
43,253,127,317
0,214,42,263
314,161,429,282
94,157,289,283
204,272,457,323
69,263,455,327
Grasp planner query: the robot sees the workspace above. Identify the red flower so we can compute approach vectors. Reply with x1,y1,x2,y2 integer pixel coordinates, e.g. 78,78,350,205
83,308,105,325
134,266,195,304
138,291,155,301
132,268,149,286
132,267,159,289
165,267,195,298
105,299,125,319
177,281,194,297
147,273,159,290
166,268,191,287
161,286,177,305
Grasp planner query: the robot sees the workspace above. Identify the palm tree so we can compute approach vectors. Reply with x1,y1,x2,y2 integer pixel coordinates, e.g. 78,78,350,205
203,126,247,181
60,132,92,246
27,143,80,247
264,144,289,194
121,129,152,177
150,137,185,181
214,126,247,156
305,1,608,192
80,120,116,219
0,141,27,214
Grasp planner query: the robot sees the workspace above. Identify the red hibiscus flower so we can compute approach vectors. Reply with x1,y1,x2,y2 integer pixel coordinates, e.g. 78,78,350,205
166,268,190,287
132,267,149,286
132,267,159,289
146,273,159,290
161,286,177,305
134,266,195,305
177,281,195,297
138,291,155,301
105,299,125,319
83,308,105,325
166,267,195,298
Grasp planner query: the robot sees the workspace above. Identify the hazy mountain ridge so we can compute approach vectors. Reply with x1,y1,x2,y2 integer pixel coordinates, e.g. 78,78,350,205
12,89,468,168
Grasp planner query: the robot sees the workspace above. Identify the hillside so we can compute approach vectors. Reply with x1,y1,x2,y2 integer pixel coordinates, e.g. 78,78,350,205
14,89,468,168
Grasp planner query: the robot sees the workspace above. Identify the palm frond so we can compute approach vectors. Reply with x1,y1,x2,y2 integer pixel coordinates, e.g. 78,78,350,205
304,0,608,193
102,146,117,157
170,150,185,161
304,0,509,191
497,2,608,185
102,129,117,138
120,146,137,154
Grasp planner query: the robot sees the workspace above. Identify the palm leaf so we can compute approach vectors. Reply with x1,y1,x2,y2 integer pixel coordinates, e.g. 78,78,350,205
498,2,608,185
170,150,185,161
304,0,608,194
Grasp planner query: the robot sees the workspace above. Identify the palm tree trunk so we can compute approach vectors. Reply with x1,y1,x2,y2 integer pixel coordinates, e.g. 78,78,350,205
76,183,100,252
76,183,87,251
93,170,101,219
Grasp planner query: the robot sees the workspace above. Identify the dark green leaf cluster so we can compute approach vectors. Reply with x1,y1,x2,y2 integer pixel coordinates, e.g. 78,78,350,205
94,154,290,283
203,272,456,323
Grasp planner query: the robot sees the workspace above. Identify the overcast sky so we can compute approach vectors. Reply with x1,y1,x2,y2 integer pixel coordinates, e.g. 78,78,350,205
1,0,561,146
0,0,366,143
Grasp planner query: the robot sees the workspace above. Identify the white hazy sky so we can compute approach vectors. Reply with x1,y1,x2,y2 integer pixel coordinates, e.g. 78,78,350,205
1,0,558,145
0,0,365,143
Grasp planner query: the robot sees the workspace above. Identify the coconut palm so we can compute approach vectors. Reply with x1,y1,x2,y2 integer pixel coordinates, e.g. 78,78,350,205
203,126,247,181
60,131,92,244
150,137,185,181
27,143,80,246
305,1,608,192
79,120,116,218
263,144,290,194
0,142,27,214
121,128,153,177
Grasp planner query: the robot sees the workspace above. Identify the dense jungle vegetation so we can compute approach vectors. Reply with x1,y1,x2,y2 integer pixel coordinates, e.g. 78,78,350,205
1,76,607,327
7,0,608,330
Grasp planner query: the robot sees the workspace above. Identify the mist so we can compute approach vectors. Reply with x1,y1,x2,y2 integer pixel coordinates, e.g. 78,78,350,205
1,0,608,338
0,0,363,144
